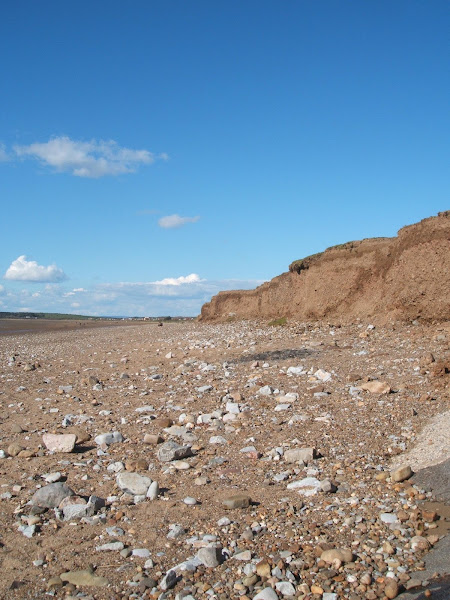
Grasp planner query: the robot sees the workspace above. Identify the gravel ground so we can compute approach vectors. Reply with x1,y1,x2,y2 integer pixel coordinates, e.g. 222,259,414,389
0,319,449,600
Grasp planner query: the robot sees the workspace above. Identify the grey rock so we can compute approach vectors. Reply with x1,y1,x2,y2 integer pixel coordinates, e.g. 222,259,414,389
18,524,36,538
116,472,152,496
96,541,124,551
253,588,279,600
275,581,296,596
132,548,151,558
157,440,192,462
196,546,223,568
31,482,75,508
160,569,179,591
167,524,185,539
412,458,450,502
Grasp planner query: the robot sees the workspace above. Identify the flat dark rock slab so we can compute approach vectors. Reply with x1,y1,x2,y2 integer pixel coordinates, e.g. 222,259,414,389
412,458,450,503
402,459,450,598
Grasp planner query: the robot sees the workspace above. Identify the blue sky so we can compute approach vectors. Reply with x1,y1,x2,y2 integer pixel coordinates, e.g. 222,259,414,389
1,1,448,316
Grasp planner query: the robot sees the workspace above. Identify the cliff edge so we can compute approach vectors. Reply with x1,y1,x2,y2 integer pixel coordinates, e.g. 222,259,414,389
200,211,450,323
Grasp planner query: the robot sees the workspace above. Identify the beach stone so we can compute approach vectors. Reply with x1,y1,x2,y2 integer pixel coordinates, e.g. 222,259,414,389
157,440,191,462
160,569,178,590
47,576,63,590
384,579,399,598
275,581,296,596
61,496,88,520
196,546,223,567
116,472,151,495
222,493,251,509
411,535,430,551
209,435,227,444
287,476,321,496
321,548,353,564
380,512,399,524
31,482,75,508
183,496,197,505
256,560,271,578
7,443,23,457
391,465,413,482
284,447,315,464
132,548,151,558
146,480,159,500
96,541,124,551
43,433,76,453
60,569,109,587
94,431,123,445
361,380,391,394
42,472,62,483
253,588,278,600
143,433,163,445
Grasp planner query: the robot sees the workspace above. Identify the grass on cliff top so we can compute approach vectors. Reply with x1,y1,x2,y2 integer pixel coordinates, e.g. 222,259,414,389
268,316,287,326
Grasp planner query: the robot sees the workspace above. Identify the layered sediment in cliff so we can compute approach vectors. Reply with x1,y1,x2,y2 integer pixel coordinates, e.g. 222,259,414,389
200,211,450,323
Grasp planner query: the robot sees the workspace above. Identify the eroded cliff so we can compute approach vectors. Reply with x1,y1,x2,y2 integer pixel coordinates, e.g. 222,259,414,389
200,211,450,323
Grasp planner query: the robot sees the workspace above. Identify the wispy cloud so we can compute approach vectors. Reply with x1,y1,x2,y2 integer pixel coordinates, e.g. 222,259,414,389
0,274,264,316
0,143,9,162
158,214,200,229
4,255,67,283
13,136,168,178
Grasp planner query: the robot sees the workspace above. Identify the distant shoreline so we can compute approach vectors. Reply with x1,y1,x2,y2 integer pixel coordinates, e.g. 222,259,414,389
0,318,160,336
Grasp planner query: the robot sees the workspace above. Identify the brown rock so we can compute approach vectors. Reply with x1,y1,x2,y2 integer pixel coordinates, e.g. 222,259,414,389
152,418,173,429
391,465,413,482
7,443,24,457
143,433,163,445
222,493,251,509
361,381,391,394
320,548,353,564
384,579,399,599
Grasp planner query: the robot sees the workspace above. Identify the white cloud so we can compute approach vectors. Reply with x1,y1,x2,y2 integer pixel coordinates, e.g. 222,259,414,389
4,255,67,283
153,273,202,286
0,275,265,317
158,214,200,229
0,143,9,162
14,136,166,178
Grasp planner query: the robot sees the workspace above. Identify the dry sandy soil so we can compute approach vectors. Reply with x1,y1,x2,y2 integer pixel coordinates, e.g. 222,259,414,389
0,318,449,600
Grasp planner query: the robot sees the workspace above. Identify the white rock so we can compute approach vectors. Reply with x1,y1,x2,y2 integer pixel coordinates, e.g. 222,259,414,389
287,477,321,496
209,436,227,444
147,480,159,500
275,581,296,596
275,403,291,411
42,433,76,453
315,369,332,382
183,497,198,505
116,472,152,496
253,588,279,600
94,431,123,446
258,385,274,396
287,366,305,375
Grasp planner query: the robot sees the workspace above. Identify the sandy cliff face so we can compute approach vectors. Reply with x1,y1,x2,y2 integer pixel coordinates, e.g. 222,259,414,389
200,211,450,323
